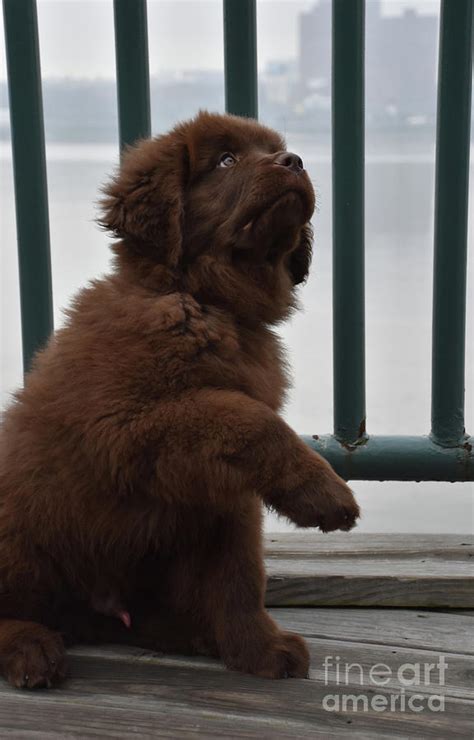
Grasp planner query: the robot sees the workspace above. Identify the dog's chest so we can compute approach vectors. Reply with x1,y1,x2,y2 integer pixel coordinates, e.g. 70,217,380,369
182,306,288,410
232,330,289,411
157,294,289,410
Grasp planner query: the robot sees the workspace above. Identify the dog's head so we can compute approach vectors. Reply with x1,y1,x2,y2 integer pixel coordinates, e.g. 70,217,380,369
100,111,315,323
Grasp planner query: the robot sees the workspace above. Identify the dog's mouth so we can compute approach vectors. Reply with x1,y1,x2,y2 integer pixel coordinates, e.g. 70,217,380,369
243,190,309,229
235,189,312,251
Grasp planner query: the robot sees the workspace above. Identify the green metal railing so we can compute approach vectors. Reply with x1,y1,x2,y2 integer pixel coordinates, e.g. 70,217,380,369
308,0,473,481
113,0,151,151
2,0,473,481
331,0,366,446
3,0,53,374
224,0,258,119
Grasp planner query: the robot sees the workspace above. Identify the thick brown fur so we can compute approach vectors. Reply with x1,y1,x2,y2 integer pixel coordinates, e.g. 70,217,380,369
0,112,359,688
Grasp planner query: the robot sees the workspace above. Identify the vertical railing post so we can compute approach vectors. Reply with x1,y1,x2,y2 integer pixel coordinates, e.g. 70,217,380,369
3,0,53,374
113,0,151,150
430,0,473,448
223,0,258,118
332,0,366,444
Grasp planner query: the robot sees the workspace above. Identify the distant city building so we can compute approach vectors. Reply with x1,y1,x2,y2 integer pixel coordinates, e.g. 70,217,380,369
262,60,298,106
299,0,438,127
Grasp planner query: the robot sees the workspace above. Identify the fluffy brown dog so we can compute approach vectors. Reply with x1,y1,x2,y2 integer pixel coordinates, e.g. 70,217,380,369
0,112,359,688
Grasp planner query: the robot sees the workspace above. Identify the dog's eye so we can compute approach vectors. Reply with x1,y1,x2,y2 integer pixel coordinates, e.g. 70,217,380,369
218,152,237,168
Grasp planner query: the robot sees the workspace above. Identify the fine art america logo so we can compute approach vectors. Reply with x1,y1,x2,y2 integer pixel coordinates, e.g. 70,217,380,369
321,655,448,713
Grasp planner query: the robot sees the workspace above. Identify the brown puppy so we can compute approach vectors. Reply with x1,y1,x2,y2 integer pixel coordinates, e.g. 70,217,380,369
0,112,359,688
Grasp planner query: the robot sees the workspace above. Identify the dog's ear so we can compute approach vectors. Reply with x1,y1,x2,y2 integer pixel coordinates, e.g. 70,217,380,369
288,223,313,285
99,133,188,268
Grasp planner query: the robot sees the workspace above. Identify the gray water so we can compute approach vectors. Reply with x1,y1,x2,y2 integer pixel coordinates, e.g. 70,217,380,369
1,131,473,533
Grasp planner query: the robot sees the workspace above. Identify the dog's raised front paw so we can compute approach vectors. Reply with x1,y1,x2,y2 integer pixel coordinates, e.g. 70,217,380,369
269,467,360,531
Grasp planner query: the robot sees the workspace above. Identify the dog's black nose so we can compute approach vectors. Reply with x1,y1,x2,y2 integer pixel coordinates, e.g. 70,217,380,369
274,151,304,173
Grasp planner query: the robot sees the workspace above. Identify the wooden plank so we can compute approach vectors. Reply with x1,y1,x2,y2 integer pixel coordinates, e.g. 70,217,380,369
270,608,474,655
267,557,472,577
263,534,474,607
0,694,321,740
304,638,473,700
264,533,474,559
0,650,472,739
69,639,473,701
266,573,473,608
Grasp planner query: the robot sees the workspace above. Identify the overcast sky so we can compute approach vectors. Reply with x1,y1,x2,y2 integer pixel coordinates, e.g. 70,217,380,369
1,0,439,81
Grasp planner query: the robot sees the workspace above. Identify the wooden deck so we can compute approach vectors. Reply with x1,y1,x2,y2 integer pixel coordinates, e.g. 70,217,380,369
0,534,472,738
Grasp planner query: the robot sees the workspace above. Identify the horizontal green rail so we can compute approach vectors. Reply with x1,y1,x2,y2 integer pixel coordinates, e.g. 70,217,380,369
3,0,53,373
309,435,473,482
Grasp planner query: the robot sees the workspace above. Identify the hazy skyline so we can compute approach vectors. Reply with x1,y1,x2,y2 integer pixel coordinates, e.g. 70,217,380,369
1,1,439,81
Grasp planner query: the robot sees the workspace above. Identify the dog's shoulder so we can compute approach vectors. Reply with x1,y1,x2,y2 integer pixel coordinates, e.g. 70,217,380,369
147,292,239,357
65,280,236,349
